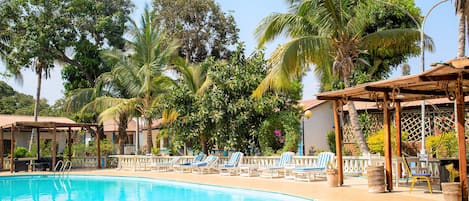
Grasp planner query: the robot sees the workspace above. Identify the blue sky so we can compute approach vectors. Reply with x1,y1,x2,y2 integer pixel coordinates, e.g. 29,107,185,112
0,0,461,104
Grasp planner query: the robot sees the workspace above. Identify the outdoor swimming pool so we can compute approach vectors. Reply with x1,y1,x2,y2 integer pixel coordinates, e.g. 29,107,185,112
0,175,314,201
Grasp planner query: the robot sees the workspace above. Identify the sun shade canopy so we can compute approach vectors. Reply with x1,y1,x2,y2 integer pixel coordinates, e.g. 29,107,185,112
317,59,469,102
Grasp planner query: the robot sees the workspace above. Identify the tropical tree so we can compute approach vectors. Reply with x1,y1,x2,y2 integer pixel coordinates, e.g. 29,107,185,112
254,0,430,155
161,45,301,154
94,8,179,154
152,0,239,62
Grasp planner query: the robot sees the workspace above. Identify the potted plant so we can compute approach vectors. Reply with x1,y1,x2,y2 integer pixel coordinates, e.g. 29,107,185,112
326,162,338,187
326,168,338,187
441,163,461,201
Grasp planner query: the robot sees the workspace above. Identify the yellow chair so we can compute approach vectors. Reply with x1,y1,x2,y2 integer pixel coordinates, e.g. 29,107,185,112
401,156,432,193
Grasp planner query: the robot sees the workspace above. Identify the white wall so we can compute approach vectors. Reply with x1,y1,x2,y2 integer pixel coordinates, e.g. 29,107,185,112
303,101,334,155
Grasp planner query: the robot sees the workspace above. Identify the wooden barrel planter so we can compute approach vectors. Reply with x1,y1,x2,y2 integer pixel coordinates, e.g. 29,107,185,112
326,169,338,187
441,182,461,201
367,166,385,193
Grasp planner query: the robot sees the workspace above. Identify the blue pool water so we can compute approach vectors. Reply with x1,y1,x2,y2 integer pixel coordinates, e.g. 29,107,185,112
0,175,314,201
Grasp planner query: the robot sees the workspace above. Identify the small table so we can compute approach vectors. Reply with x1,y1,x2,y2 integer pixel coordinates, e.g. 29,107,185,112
239,165,259,177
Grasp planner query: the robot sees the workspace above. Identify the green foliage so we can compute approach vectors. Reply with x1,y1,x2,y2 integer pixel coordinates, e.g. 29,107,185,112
326,130,336,154
445,163,459,182
161,45,301,155
426,132,458,158
153,0,239,62
14,147,29,158
258,110,300,154
366,127,408,155
0,81,58,115
86,140,115,157
151,147,160,155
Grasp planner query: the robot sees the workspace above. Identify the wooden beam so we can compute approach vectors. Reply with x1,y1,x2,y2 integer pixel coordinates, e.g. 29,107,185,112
395,102,402,179
383,93,393,191
52,126,57,171
0,127,3,169
419,73,469,81
455,76,468,200
365,86,447,96
68,127,72,161
97,125,101,169
10,125,14,173
333,100,344,186
317,96,384,102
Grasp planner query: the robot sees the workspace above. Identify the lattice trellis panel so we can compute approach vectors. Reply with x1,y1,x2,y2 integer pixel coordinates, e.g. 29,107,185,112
400,110,432,142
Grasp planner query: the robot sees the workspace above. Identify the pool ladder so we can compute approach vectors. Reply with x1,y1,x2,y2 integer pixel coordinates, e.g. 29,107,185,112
54,160,72,176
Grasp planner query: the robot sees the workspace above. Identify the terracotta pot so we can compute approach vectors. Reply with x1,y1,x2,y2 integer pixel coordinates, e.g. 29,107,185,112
441,182,461,201
326,169,338,187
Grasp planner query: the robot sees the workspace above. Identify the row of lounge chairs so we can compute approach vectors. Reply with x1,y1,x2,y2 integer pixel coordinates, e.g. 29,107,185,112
149,151,335,182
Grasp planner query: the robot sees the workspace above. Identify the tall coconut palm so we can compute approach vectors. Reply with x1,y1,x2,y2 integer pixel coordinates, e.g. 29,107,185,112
94,8,179,154
455,0,468,57
253,0,431,155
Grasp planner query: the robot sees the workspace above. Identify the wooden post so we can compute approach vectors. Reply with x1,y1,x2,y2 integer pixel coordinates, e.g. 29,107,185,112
333,100,344,185
10,125,15,173
395,101,402,179
383,93,393,191
455,75,468,200
68,127,72,161
0,127,3,169
52,126,57,171
97,126,101,169
37,128,40,159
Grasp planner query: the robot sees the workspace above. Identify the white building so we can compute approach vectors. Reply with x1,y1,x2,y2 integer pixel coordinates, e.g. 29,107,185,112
300,99,334,155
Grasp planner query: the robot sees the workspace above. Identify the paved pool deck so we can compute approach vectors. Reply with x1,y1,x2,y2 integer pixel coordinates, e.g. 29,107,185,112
0,169,444,201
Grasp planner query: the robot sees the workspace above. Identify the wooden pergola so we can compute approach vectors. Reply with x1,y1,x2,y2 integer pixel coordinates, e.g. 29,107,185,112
0,121,99,172
317,58,469,199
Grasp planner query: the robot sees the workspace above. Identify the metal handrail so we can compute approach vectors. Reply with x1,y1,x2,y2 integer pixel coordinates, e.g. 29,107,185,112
61,160,72,175
53,160,63,173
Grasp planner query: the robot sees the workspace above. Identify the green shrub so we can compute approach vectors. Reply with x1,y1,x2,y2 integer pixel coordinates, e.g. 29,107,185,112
14,147,29,158
151,147,160,155
326,130,336,154
425,132,458,158
366,127,408,155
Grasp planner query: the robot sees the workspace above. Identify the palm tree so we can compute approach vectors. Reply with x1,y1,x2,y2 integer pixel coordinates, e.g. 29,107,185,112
455,0,467,57
253,0,429,155
95,8,179,154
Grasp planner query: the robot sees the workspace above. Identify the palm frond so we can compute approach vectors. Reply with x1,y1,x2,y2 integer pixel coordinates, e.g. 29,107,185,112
95,97,142,123
253,36,331,97
64,88,96,112
361,28,434,52
161,109,179,125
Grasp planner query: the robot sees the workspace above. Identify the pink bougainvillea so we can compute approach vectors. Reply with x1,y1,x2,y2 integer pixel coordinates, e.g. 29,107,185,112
274,129,281,137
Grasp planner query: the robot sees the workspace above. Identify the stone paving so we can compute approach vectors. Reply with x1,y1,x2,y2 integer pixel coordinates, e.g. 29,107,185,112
0,169,444,201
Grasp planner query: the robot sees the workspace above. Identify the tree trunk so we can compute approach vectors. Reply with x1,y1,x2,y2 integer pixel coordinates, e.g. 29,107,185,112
458,12,466,58
146,117,153,154
347,101,370,156
29,64,42,151
344,78,370,156
200,135,208,154
118,114,128,155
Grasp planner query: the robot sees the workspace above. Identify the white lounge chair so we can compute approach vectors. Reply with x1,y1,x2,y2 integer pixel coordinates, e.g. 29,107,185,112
174,153,206,173
259,152,295,178
293,152,335,182
191,155,219,174
218,152,244,176
151,156,180,172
